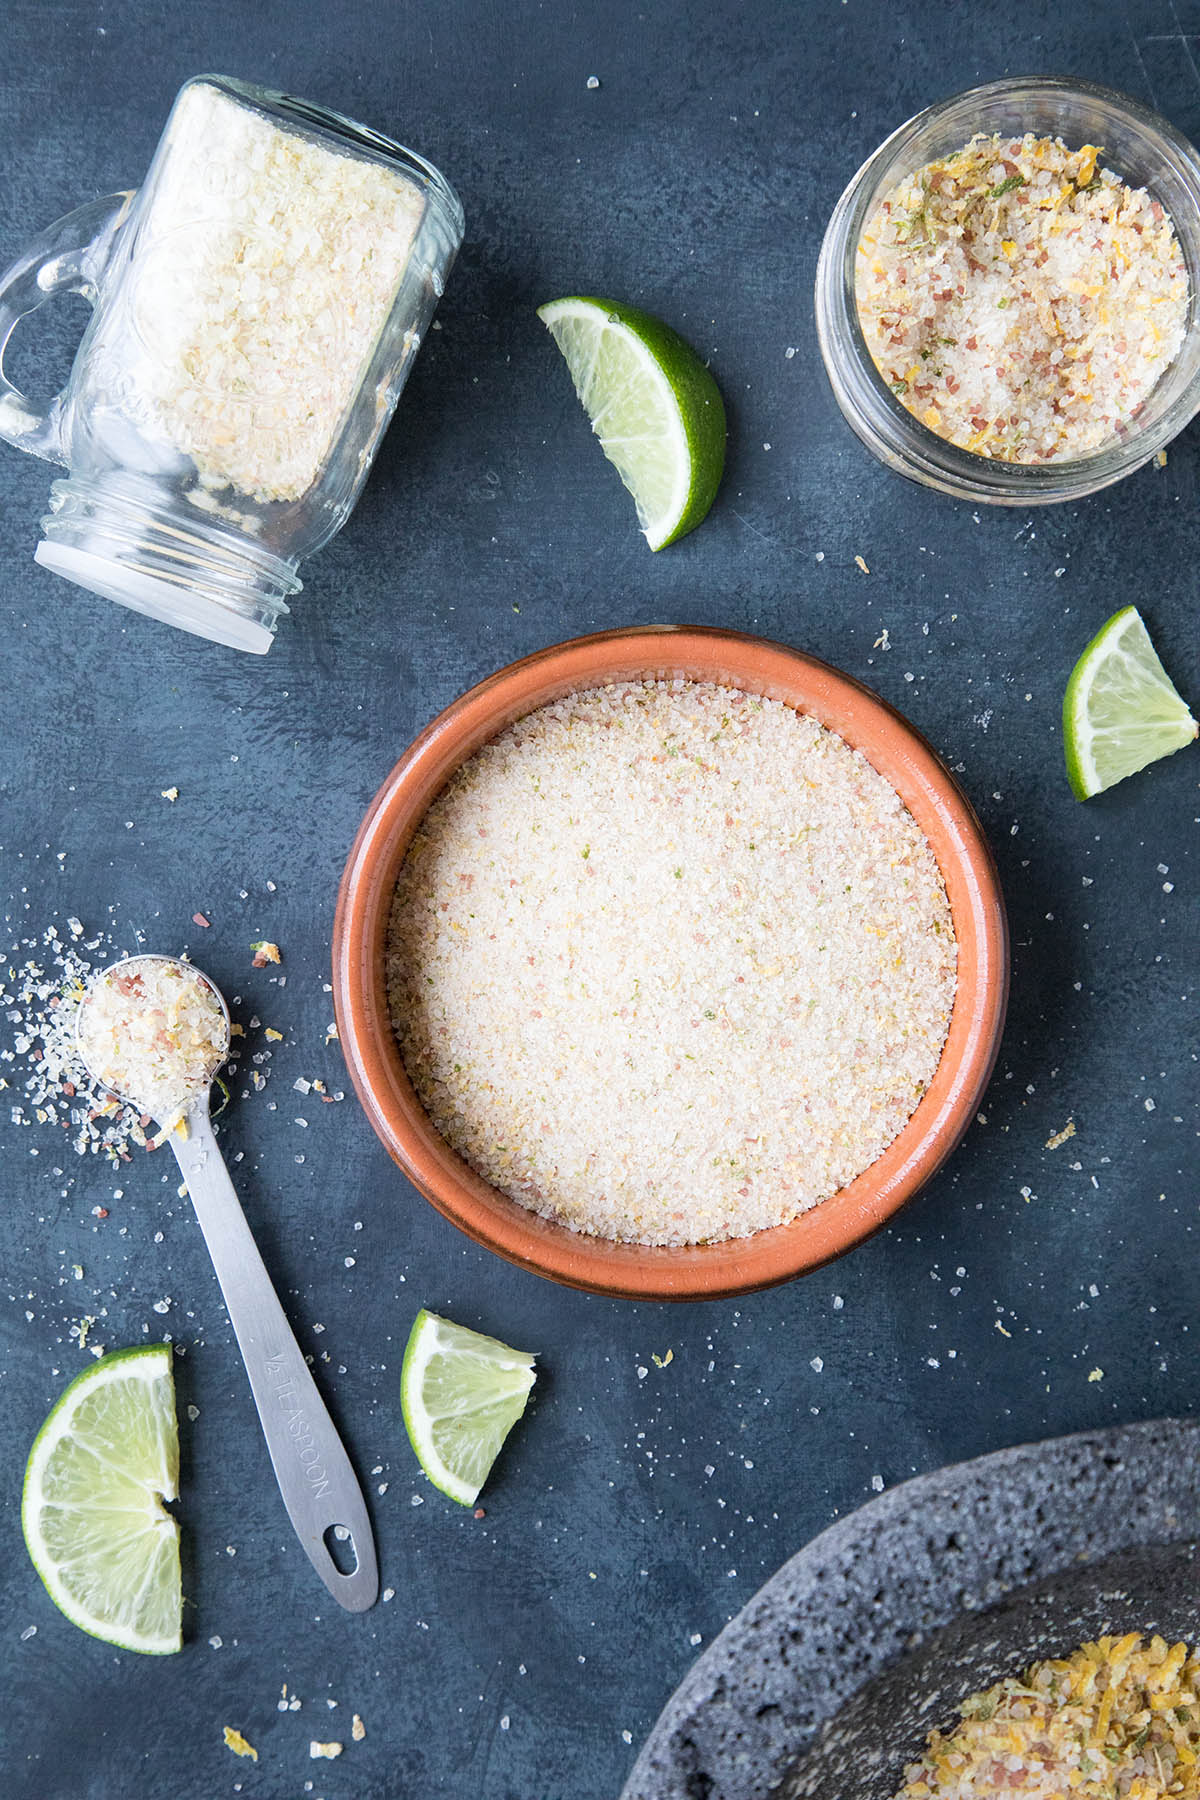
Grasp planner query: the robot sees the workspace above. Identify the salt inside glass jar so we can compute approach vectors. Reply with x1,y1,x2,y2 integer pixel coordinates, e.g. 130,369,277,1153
0,75,464,651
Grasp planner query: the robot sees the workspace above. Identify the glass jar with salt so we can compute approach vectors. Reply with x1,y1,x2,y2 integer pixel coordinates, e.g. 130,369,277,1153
0,75,463,652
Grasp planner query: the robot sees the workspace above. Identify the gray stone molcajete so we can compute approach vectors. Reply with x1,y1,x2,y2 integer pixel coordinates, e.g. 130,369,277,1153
621,1418,1200,1800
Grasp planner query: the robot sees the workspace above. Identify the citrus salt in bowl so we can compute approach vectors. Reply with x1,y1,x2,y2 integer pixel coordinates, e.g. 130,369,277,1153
333,629,1009,1300
387,682,957,1248
816,78,1200,503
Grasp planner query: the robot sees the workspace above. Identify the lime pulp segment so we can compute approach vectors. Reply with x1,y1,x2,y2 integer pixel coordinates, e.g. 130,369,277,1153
537,296,726,550
401,1310,536,1507
1063,605,1197,799
22,1344,182,1654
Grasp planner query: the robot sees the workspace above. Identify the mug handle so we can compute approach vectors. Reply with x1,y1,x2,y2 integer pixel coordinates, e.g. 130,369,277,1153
0,190,134,465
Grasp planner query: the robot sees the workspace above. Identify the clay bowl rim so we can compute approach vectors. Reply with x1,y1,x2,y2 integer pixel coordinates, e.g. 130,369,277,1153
331,624,1009,1302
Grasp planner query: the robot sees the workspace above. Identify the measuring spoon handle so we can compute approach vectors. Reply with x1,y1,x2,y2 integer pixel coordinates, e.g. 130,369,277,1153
170,1102,378,1611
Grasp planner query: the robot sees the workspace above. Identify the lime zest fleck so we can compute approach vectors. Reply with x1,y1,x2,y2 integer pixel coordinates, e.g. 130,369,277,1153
224,1728,258,1761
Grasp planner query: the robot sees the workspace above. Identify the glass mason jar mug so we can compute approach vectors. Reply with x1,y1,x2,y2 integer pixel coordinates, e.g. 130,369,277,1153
0,75,464,651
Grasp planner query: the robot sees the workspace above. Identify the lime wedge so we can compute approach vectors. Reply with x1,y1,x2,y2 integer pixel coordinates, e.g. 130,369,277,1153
537,295,726,550
401,1310,535,1506
22,1344,182,1654
1063,606,1197,799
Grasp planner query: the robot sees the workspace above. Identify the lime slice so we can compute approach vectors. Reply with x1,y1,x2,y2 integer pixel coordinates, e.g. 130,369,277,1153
537,295,726,550
22,1344,182,1654
401,1310,536,1506
1063,606,1197,799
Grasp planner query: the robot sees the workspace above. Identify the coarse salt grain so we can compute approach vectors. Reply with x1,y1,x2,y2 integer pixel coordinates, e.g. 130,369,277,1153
388,681,956,1247
856,133,1187,462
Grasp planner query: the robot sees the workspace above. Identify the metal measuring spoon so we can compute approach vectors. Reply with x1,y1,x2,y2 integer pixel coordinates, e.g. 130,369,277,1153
76,953,378,1612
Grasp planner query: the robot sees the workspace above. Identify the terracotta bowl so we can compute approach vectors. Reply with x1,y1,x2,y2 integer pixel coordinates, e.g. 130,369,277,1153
332,626,1008,1301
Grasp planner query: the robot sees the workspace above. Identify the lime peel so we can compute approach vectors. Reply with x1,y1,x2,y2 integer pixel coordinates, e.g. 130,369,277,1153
22,1343,182,1655
401,1310,536,1507
537,295,726,550
1063,605,1197,799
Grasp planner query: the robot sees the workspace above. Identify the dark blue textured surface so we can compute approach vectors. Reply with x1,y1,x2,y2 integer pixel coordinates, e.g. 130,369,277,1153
0,3,1197,1797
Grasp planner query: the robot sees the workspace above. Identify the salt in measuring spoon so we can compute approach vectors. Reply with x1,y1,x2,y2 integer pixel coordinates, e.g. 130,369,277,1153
75,953,378,1612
